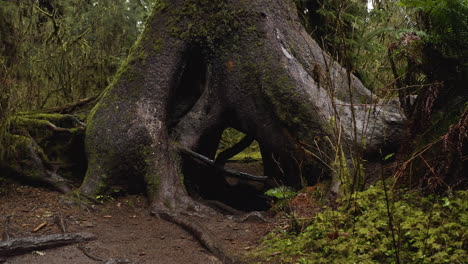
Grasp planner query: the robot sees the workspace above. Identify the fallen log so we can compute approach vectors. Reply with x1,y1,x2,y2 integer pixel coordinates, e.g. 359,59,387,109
175,143,268,182
0,232,96,257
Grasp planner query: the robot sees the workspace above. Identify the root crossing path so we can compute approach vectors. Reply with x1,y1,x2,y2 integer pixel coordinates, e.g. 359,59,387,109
0,185,273,264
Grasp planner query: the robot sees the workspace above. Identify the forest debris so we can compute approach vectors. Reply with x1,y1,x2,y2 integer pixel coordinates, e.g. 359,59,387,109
0,232,96,257
103,215,112,218
32,222,47,233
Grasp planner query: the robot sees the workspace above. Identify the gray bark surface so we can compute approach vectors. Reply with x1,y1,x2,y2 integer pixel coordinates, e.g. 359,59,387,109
77,0,405,213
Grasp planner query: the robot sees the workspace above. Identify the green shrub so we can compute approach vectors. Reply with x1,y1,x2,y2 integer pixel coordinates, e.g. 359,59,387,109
254,186,467,264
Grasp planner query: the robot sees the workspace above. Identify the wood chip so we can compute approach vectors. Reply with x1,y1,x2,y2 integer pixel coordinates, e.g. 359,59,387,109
33,222,47,232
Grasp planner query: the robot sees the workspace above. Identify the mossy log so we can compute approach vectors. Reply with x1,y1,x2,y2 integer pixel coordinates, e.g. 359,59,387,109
1,110,88,193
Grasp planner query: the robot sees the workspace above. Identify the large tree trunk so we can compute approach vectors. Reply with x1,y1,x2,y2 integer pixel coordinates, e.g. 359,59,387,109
76,0,405,214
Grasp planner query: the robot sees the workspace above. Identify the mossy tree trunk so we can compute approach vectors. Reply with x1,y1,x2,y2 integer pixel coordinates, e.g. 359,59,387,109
77,0,405,215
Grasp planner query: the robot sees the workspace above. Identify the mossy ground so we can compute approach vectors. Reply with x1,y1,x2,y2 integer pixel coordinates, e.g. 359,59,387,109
250,183,468,264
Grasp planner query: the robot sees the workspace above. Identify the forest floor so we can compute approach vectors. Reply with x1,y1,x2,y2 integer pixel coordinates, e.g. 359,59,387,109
0,161,287,264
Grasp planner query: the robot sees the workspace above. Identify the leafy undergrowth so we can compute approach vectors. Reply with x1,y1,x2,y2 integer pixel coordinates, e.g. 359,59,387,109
252,185,467,264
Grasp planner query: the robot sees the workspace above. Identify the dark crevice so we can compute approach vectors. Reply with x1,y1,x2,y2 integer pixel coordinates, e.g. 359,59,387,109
183,162,271,212
183,128,271,212
168,47,207,128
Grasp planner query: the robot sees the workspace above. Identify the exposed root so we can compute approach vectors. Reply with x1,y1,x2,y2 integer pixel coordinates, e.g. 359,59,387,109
158,212,243,264
203,200,244,215
77,244,103,261
60,192,100,212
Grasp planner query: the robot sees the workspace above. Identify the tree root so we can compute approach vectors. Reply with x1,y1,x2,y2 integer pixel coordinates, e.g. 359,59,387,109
60,192,100,212
158,212,243,264
77,244,103,261
203,200,244,215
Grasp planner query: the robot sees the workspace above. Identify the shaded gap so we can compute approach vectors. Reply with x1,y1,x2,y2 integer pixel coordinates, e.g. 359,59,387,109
183,128,271,212
168,47,207,128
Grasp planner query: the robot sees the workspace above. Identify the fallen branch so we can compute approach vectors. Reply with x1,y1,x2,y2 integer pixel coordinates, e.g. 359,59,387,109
215,135,254,167
175,143,268,182
43,96,97,114
0,232,96,257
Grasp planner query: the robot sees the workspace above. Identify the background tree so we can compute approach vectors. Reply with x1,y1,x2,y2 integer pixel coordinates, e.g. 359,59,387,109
0,0,152,189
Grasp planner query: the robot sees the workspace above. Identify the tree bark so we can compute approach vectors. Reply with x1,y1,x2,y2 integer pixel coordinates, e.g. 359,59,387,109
76,0,405,214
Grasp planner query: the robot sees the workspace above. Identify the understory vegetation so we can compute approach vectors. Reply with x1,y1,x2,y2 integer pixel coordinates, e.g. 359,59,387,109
254,0,467,262
255,185,467,264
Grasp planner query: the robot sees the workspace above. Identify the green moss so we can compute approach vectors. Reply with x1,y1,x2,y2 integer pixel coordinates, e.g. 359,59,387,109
142,146,161,199
144,170,160,199
170,0,252,55
18,113,66,122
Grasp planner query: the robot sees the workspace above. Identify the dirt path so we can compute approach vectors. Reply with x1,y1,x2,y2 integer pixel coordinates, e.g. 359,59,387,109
0,185,274,263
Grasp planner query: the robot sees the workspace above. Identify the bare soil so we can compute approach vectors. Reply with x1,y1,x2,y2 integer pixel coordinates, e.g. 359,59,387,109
0,184,275,264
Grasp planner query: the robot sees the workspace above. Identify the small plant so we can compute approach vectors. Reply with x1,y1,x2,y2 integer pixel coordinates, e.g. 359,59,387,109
265,186,298,200
95,194,114,203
